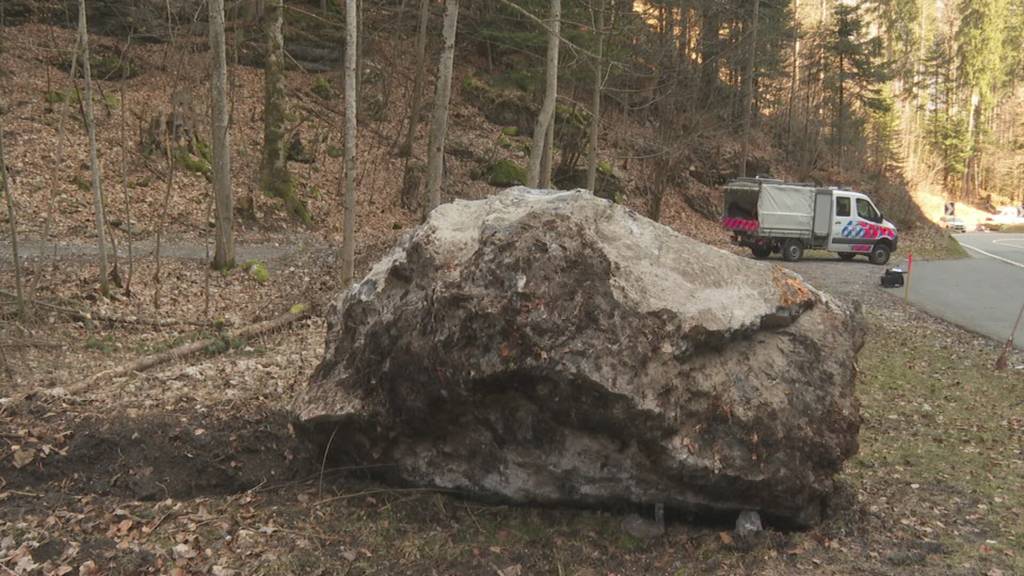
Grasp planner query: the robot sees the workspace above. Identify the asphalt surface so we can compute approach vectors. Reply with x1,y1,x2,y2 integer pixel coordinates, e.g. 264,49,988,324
908,232,1024,347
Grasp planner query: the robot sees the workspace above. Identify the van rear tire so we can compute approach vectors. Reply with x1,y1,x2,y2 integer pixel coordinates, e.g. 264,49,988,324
751,245,772,259
869,243,891,265
781,240,804,262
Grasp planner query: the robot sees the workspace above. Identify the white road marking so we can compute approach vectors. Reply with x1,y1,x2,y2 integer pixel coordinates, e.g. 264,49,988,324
959,242,1024,269
992,239,1024,251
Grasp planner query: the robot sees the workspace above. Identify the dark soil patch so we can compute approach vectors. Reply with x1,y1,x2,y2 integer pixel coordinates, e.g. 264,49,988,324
2,404,312,500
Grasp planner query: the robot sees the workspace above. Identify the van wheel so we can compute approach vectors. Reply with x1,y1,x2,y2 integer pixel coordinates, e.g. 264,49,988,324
751,245,772,259
869,243,891,265
838,253,856,261
781,240,804,262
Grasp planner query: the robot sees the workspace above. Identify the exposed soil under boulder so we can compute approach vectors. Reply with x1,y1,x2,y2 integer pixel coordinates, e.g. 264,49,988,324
295,188,864,526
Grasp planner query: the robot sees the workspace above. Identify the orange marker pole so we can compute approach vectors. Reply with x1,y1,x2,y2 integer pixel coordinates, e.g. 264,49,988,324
904,252,913,300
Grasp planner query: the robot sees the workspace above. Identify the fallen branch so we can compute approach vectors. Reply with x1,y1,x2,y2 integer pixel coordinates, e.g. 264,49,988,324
69,304,310,393
0,339,62,349
0,289,83,317
88,312,217,329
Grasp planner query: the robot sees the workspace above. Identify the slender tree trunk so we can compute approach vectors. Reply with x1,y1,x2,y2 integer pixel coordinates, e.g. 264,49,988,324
119,43,133,295
341,0,359,285
526,0,561,188
786,0,799,147
210,0,235,269
79,0,110,297
356,0,365,102
539,114,554,188
738,0,759,177
400,0,431,158
699,5,720,101
426,0,459,211
837,52,845,172
0,114,26,319
153,132,177,309
586,0,604,192
262,0,292,204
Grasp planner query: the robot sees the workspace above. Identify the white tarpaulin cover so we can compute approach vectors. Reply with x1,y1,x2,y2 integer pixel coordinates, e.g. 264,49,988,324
757,185,815,231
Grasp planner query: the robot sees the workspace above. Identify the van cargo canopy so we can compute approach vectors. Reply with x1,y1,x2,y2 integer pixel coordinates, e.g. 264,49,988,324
757,185,815,231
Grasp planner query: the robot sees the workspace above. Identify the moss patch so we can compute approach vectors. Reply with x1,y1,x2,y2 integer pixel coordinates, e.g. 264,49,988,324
242,260,270,284
479,159,526,187
176,149,212,181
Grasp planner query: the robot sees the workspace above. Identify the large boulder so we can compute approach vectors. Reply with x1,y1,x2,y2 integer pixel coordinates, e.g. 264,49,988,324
295,188,863,526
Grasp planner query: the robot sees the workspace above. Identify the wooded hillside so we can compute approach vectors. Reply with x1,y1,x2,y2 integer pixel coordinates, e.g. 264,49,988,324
2,0,1019,299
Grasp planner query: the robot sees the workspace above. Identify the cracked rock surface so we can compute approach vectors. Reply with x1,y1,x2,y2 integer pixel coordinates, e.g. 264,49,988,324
295,187,863,526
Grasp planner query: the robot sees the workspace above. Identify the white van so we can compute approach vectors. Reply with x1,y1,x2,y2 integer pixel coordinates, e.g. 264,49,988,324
722,178,898,264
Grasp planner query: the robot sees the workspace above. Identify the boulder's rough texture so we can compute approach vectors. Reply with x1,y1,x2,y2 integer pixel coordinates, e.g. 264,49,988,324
295,188,863,526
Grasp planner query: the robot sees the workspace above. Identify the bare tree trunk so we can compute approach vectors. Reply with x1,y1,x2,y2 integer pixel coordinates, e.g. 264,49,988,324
78,0,110,297
738,0,759,177
0,113,26,319
526,0,560,188
356,0,365,102
154,131,176,310
341,0,359,285
210,0,235,269
786,0,799,147
399,0,430,158
262,0,294,209
539,114,554,188
586,0,604,192
119,45,133,295
425,0,459,212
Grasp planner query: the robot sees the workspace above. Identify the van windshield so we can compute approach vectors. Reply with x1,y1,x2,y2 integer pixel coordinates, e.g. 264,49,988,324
856,199,882,223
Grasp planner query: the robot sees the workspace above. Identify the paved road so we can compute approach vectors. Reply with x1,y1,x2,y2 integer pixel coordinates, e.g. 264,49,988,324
0,236,328,269
908,232,1024,347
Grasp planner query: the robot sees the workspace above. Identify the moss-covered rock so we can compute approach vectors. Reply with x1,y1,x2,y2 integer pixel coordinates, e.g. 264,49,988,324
56,43,140,80
176,149,213,181
555,166,625,203
462,76,537,136
482,159,526,187
243,260,270,284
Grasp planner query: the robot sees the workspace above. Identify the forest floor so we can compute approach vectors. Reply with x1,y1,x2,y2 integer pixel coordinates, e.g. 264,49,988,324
1,246,1021,576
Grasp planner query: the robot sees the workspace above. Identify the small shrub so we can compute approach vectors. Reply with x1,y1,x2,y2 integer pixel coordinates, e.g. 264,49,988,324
311,76,333,100
72,174,90,192
44,90,66,104
85,335,116,354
